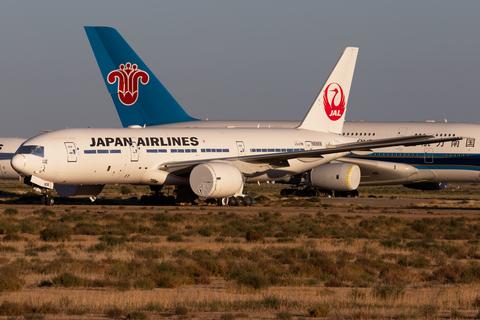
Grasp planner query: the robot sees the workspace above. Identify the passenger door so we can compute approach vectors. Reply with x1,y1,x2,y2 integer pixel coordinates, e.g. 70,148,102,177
64,142,77,162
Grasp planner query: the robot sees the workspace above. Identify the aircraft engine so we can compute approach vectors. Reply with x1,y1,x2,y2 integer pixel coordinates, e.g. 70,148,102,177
54,185,105,198
309,163,360,191
189,162,244,198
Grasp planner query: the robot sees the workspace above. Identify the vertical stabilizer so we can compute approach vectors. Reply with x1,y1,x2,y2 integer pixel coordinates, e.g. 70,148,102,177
84,27,198,127
297,47,358,133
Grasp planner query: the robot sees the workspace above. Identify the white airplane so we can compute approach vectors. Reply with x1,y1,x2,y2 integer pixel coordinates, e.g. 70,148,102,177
10,44,460,206
0,137,26,180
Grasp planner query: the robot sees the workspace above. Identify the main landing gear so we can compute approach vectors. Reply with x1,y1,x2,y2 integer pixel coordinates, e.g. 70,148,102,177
280,187,359,198
217,195,253,206
140,186,176,205
40,194,54,206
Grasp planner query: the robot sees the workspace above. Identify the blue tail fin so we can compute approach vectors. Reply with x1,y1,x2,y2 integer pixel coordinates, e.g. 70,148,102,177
84,26,198,127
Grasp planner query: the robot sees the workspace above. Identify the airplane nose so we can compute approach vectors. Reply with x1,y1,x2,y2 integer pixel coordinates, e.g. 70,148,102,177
11,154,25,173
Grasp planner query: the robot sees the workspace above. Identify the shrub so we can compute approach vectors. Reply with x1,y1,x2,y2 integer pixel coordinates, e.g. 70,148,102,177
24,314,45,320
263,295,281,309
0,245,18,252
3,208,18,216
221,313,236,320
228,268,271,290
277,311,292,319
67,306,88,315
99,235,127,246
73,223,103,235
473,296,480,308
380,239,400,248
397,255,430,268
151,262,184,288
134,279,155,290
135,247,163,259
309,304,329,317
0,301,25,316
121,186,133,195
197,226,213,237
195,275,212,285
40,224,71,241
106,307,123,318
246,230,264,242
2,234,25,242
114,279,131,291
167,234,184,242
372,285,405,300
35,302,60,314
460,264,480,284
145,302,163,312
419,304,438,317
19,220,40,234
380,264,411,284
351,311,370,320
324,278,345,287
0,266,23,292
450,309,464,319
42,209,55,217
432,264,464,283
52,272,86,287
127,311,148,319
175,306,188,315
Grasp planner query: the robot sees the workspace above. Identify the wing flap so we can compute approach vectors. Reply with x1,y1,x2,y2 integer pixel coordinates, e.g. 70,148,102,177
159,135,462,176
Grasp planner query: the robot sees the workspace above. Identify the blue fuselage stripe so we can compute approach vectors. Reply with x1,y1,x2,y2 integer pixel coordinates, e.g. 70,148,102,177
347,154,480,171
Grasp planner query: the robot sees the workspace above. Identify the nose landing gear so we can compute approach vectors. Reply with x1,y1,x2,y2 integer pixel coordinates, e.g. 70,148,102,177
41,194,54,206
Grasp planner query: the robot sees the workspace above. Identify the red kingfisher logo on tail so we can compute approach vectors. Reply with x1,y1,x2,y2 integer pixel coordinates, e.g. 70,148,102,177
108,63,149,106
323,83,345,121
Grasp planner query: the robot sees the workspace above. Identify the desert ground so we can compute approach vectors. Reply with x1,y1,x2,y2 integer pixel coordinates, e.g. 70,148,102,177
0,182,480,319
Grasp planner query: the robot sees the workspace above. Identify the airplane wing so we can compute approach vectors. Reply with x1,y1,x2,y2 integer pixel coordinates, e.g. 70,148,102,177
159,135,463,175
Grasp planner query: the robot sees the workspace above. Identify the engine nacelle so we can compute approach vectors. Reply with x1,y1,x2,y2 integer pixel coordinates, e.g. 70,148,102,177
54,185,105,198
403,182,447,190
189,162,244,198
309,163,360,191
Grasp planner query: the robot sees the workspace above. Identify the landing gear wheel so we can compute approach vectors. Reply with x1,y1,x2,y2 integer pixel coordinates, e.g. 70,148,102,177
243,196,253,206
42,195,54,206
294,190,304,197
280,189,289,197
236,196,244,206
218,198,228,206
46,196,54,206
228,197,238,206
307,190,315,197
158,195,167,205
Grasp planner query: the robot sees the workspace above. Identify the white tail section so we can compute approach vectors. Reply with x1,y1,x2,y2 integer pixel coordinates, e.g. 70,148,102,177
297,47,358,133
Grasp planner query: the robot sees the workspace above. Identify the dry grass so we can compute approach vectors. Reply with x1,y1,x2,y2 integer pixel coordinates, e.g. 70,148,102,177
0,182,480,319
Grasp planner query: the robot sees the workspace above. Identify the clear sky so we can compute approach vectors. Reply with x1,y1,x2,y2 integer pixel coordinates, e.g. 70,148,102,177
1,1,479,138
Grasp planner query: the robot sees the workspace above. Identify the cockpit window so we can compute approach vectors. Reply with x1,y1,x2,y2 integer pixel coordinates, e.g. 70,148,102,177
18,145,44,158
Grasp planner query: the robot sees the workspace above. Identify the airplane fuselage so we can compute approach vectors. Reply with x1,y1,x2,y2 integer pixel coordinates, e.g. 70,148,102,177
160,120,480,184
0,137,26,180
11,127,350,187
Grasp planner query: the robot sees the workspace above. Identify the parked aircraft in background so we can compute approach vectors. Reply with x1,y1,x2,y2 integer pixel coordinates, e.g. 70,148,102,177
84,26,480,199
0,137,25,180
10,43,458,206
